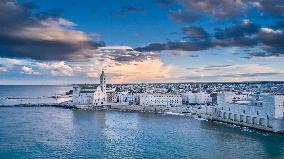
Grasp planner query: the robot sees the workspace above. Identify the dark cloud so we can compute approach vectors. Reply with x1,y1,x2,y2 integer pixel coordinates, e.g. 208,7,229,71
166,0,248,23
180,0,246,18
151,0,284,58
205,64,232,68
257,0,284,17
0,0,104,61
258,29,284,48
110,5,144,17
135,40,213,52
136,19,284,58
211,21,260,48
161,0,284,23
214,37,258,47
182,26,209,39
246,28,284,57
0,34,102,61
214,21,259,40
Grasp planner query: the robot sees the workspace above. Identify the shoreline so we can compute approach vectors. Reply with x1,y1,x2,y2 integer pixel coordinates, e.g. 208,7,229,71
1,103,283,134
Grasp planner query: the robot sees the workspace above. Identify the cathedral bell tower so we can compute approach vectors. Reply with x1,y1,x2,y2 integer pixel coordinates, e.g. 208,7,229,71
100,70,106,92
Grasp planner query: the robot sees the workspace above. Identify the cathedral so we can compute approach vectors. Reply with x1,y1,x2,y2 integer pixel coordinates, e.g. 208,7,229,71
72,71,107,106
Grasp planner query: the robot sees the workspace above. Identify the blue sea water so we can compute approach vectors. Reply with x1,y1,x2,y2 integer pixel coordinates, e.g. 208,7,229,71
0,107,283,159
0,86,284,158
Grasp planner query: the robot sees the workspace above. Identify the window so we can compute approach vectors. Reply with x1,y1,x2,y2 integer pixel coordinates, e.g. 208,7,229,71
243,110,245,114
257,111,259,115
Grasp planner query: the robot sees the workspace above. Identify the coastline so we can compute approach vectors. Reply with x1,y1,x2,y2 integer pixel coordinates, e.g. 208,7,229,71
1,102,283,134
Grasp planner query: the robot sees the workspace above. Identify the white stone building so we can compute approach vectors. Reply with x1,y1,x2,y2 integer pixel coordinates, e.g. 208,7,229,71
111,92,139,105
220,91,249,103
72,71,107,107
182,92,212,105
213,92,284,132
138,93,182,107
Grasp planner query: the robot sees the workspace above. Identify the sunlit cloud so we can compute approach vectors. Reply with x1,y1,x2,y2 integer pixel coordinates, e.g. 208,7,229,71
21,66,40,75
35,61,74,76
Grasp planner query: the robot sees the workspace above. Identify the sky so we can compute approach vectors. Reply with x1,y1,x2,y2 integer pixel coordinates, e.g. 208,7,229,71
0,0,284,84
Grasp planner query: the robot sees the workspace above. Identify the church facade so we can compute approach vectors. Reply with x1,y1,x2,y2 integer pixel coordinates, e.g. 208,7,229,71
72,71,107,107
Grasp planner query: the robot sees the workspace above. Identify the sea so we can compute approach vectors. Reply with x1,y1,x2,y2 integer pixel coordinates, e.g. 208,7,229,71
0,85,284,159
0,85,72,105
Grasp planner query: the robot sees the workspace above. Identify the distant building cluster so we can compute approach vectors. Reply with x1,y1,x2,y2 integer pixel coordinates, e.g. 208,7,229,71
71,71,284,132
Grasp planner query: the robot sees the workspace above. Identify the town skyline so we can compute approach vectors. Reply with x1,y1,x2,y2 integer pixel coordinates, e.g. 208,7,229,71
0,0,284,84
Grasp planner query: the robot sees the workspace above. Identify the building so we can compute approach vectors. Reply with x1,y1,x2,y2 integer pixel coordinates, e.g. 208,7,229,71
138,93,182,107
72,71,107,107
181,92,212,105
111,92,139,105
220,91,249,103
213,92,284,133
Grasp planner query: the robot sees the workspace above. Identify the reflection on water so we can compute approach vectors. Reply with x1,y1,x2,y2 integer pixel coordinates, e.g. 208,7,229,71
0,107,283,159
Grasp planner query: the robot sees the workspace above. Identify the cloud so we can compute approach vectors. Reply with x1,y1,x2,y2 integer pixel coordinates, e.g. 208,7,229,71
77,47,283,83
69,47,173,83
6,58,23,65
167,50,199,57
214,20,259,40
181,64,283,81
21,66,39,75
136,20,284,58
203,64,232,70
163,0,283,23
0,0,104,61
247,28,284,57
0,64,7,72
256,0,284,17
182,26,209,39
135,40,212,52
87,58,173,83
167,0,247,22
98,46,158,63
110,5,144,17
182,72,283,81
36,61,74,76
